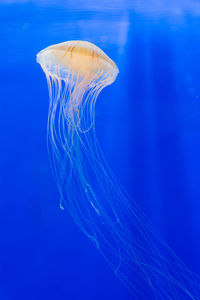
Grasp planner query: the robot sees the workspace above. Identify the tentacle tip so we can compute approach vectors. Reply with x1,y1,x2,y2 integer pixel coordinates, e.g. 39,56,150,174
59,203,65,210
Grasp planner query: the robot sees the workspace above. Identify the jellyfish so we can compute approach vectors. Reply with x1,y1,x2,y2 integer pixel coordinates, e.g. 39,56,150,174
36,41,200,299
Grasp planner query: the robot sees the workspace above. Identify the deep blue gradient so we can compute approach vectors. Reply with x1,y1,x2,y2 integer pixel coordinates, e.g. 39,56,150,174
0,1,200,299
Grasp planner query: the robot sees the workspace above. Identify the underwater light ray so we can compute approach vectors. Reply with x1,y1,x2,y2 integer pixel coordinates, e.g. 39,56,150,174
37,40,200,299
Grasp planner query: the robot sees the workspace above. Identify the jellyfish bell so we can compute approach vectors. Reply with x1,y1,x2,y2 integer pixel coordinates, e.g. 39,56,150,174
36,41,200,299
36,40,118,84
37,41,118,125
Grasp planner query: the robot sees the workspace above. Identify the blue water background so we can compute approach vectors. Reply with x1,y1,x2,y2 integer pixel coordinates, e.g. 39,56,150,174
0,1,200,299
